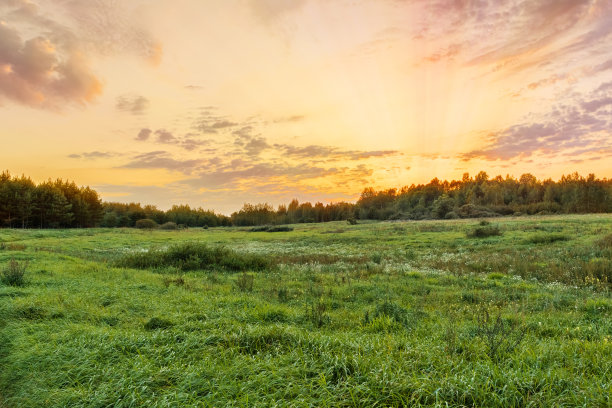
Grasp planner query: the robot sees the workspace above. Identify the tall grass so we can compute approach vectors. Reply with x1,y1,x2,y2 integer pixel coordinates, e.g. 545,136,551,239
115,242,271,272
1,259,27,286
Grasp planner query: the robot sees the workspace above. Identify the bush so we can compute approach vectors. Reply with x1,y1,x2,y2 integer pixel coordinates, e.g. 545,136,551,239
597,233,612,249
475,308,525,361
369,301,410,327
1,259,27,287
526,234,570,244
458,204,499,219
347,218,358,225
267,226,294,232
250,226,270,232
249,225,293,232
159,222,178,230
135,219,158,229
444,211,459,219
115,242,271,272
307,299,330,328
235,273,254,292
466,225,502,238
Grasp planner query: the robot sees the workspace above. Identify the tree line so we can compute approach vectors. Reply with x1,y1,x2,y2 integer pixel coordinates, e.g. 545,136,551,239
356,171,612,221
0,171,103,228
1,170,611,228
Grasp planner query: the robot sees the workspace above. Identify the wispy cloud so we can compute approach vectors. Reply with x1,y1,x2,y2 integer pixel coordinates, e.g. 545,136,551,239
120,151,203,174
461,85,612,161
275,144,400,161
68,151,119,159
116,95,149,115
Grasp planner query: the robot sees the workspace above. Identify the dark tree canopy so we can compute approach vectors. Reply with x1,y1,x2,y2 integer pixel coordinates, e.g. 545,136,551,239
1,170,611,228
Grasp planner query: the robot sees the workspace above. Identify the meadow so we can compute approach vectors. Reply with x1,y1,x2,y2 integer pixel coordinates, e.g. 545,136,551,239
0,215,611,407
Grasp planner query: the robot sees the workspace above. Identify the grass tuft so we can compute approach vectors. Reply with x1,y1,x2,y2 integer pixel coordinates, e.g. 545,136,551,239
597,233,612,249
1,259,28,287
144,317,174,330
466,224,502,238
115,242,271,272
526,233,570,244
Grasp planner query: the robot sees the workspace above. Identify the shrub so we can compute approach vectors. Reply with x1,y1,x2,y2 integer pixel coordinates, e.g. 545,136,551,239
116,242,271,272
370,301,409,327
135,219,158,229
526,234,570,244
363,315,403,333
347,218,358,225
249,225,294,232
159,222,178,230
267,226,293,232
307,299,329,328
444,211,459,219
458,204,499,219
277,287,289,302
1,259,27,287
1,243,27,251
475,307,525,361
235,272,254,292
466,225,502,238
162,275,185,288
597,233,612,249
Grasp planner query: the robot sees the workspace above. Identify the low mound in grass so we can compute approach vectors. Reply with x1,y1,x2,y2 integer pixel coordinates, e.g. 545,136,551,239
466,225,502,238
115,242,271,272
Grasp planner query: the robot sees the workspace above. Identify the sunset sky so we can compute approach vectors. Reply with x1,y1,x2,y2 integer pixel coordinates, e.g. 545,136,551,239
1,0,611,213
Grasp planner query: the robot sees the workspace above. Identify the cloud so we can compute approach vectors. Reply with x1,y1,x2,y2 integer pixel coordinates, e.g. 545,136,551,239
232,126,255,138
181,135,212,151
273,115,305,123
0,0,162,109
187,162,340,190
67,151,117,159
461,86,612,161
401,0,610,81
0,0,161,109
120,151,203,174
423,43,461,63
155,129,176,143
582,97,612,113
54,0,162,64
275,143,400,161
135,127,211,150
116,95,149,115
197,119,238,134
248,0,308,25
136,128,152,141
244,137,270,156
0,20,102,108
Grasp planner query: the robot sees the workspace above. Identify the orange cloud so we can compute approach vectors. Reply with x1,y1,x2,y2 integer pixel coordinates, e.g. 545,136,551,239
0,22,102,108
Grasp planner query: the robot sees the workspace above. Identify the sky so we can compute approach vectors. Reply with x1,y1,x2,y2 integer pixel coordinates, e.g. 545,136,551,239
1,0,611,214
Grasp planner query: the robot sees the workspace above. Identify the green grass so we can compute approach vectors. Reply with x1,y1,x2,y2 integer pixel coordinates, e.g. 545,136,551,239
0,214,611,406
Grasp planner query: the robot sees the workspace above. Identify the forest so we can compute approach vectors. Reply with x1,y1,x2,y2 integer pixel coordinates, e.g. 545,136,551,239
1,170,611,228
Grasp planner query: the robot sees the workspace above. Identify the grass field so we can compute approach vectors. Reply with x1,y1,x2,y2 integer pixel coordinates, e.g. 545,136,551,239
0,215,611,407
